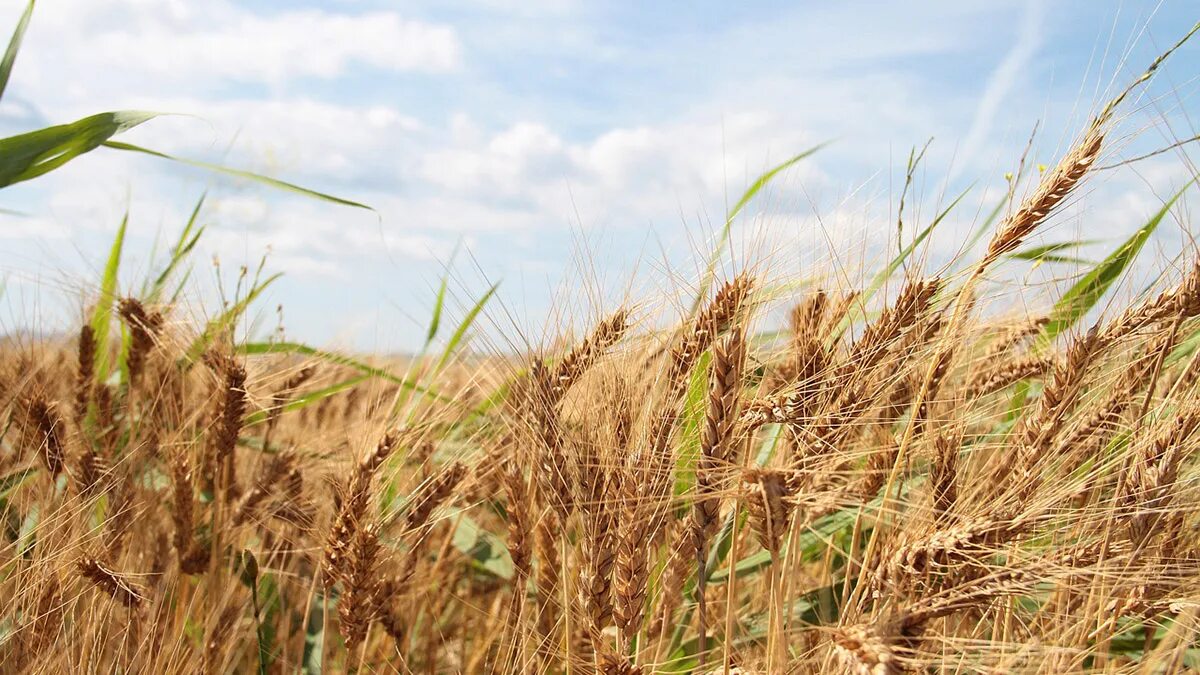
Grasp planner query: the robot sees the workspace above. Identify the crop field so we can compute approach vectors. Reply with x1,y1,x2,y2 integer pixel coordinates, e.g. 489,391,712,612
4,4,1200,675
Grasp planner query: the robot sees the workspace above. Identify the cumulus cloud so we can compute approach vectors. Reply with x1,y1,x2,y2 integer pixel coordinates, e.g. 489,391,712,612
416,110,823,237
3,0,461,104
87,10,461,83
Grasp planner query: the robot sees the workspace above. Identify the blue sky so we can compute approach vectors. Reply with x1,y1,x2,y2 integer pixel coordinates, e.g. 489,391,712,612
1,0,1198,352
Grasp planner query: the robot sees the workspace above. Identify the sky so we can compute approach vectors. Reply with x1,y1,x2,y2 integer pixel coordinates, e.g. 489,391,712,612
0,0,1198,353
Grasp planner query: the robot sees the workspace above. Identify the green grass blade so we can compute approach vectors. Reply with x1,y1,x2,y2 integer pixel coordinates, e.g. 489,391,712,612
425,242,461,350
0,111,156,188
469,367,527,416
243,374,370,427
692,143,827,313
1039,180,1192,345
148,192,206,303
674,351,711,495
433,282,499,376
1008,239,1099,267
451,513,513,580
117,324,132,388
0,0,34,103
708,507,860,583
1008,239,1102,263
237,342,454,408
832,185,970,339
91,212,127,382
182,272,282,365
663,583,832,670
880,184,971,288
16,504,38,557
0,465,36,503
664,422,782,655
1022,254,1094,266
301,595,324,675
102,141,374,211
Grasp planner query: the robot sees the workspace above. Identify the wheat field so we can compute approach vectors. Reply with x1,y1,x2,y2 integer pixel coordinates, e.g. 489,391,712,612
6,9,1200,675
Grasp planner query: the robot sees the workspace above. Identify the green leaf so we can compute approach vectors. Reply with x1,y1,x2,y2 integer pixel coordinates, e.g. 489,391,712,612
451,513,514,580
469,368,525,416
432,282,499,376
147,192,206,303
708,506,859,583
91,212,128,382
252,572,280,673
1026,254,1095,266
1008,239,1102,263
425,242,461,350
243,375,370,427
236,342,454,409
102,141,374,211
301,595,324,675
663,581,834,670
16,504,37,557
182,272,282,365
1167,326,1200,369
1040,181,1192,345
664,423,783,655
0,466,35,501
0,465,37,526
0,0,35,102
674,351,711,496
0,111,156,188
692,143,827,313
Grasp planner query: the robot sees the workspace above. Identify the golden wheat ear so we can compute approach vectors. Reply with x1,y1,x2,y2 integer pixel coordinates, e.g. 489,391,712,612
77,555,146,610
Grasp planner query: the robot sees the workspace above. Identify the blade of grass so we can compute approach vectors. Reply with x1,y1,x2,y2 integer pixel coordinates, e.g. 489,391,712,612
1008,239,1102,263
302,595,324,675
451,512,514,580
102,141,374,211
663,581,836,671
708,507,860,583
0,465,36,506
837,185,971,337
147,192,206,303
0,0,34,102
237,342,456,410
424,241,461,352
91,212,128,383
692,143,826,314
1025,254,1094,266
665,422,782,655
954,191,1009,274
469,366,527,416
243,375,371,427
182,272,282,365
432,282,499,376
1039,180,1192,346
674,351,711,496
0,111,156,188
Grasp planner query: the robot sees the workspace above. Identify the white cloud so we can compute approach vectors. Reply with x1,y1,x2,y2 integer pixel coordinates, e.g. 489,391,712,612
89,10,461,83
5,0,461,101
417,111,823,236
0,216,71,240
